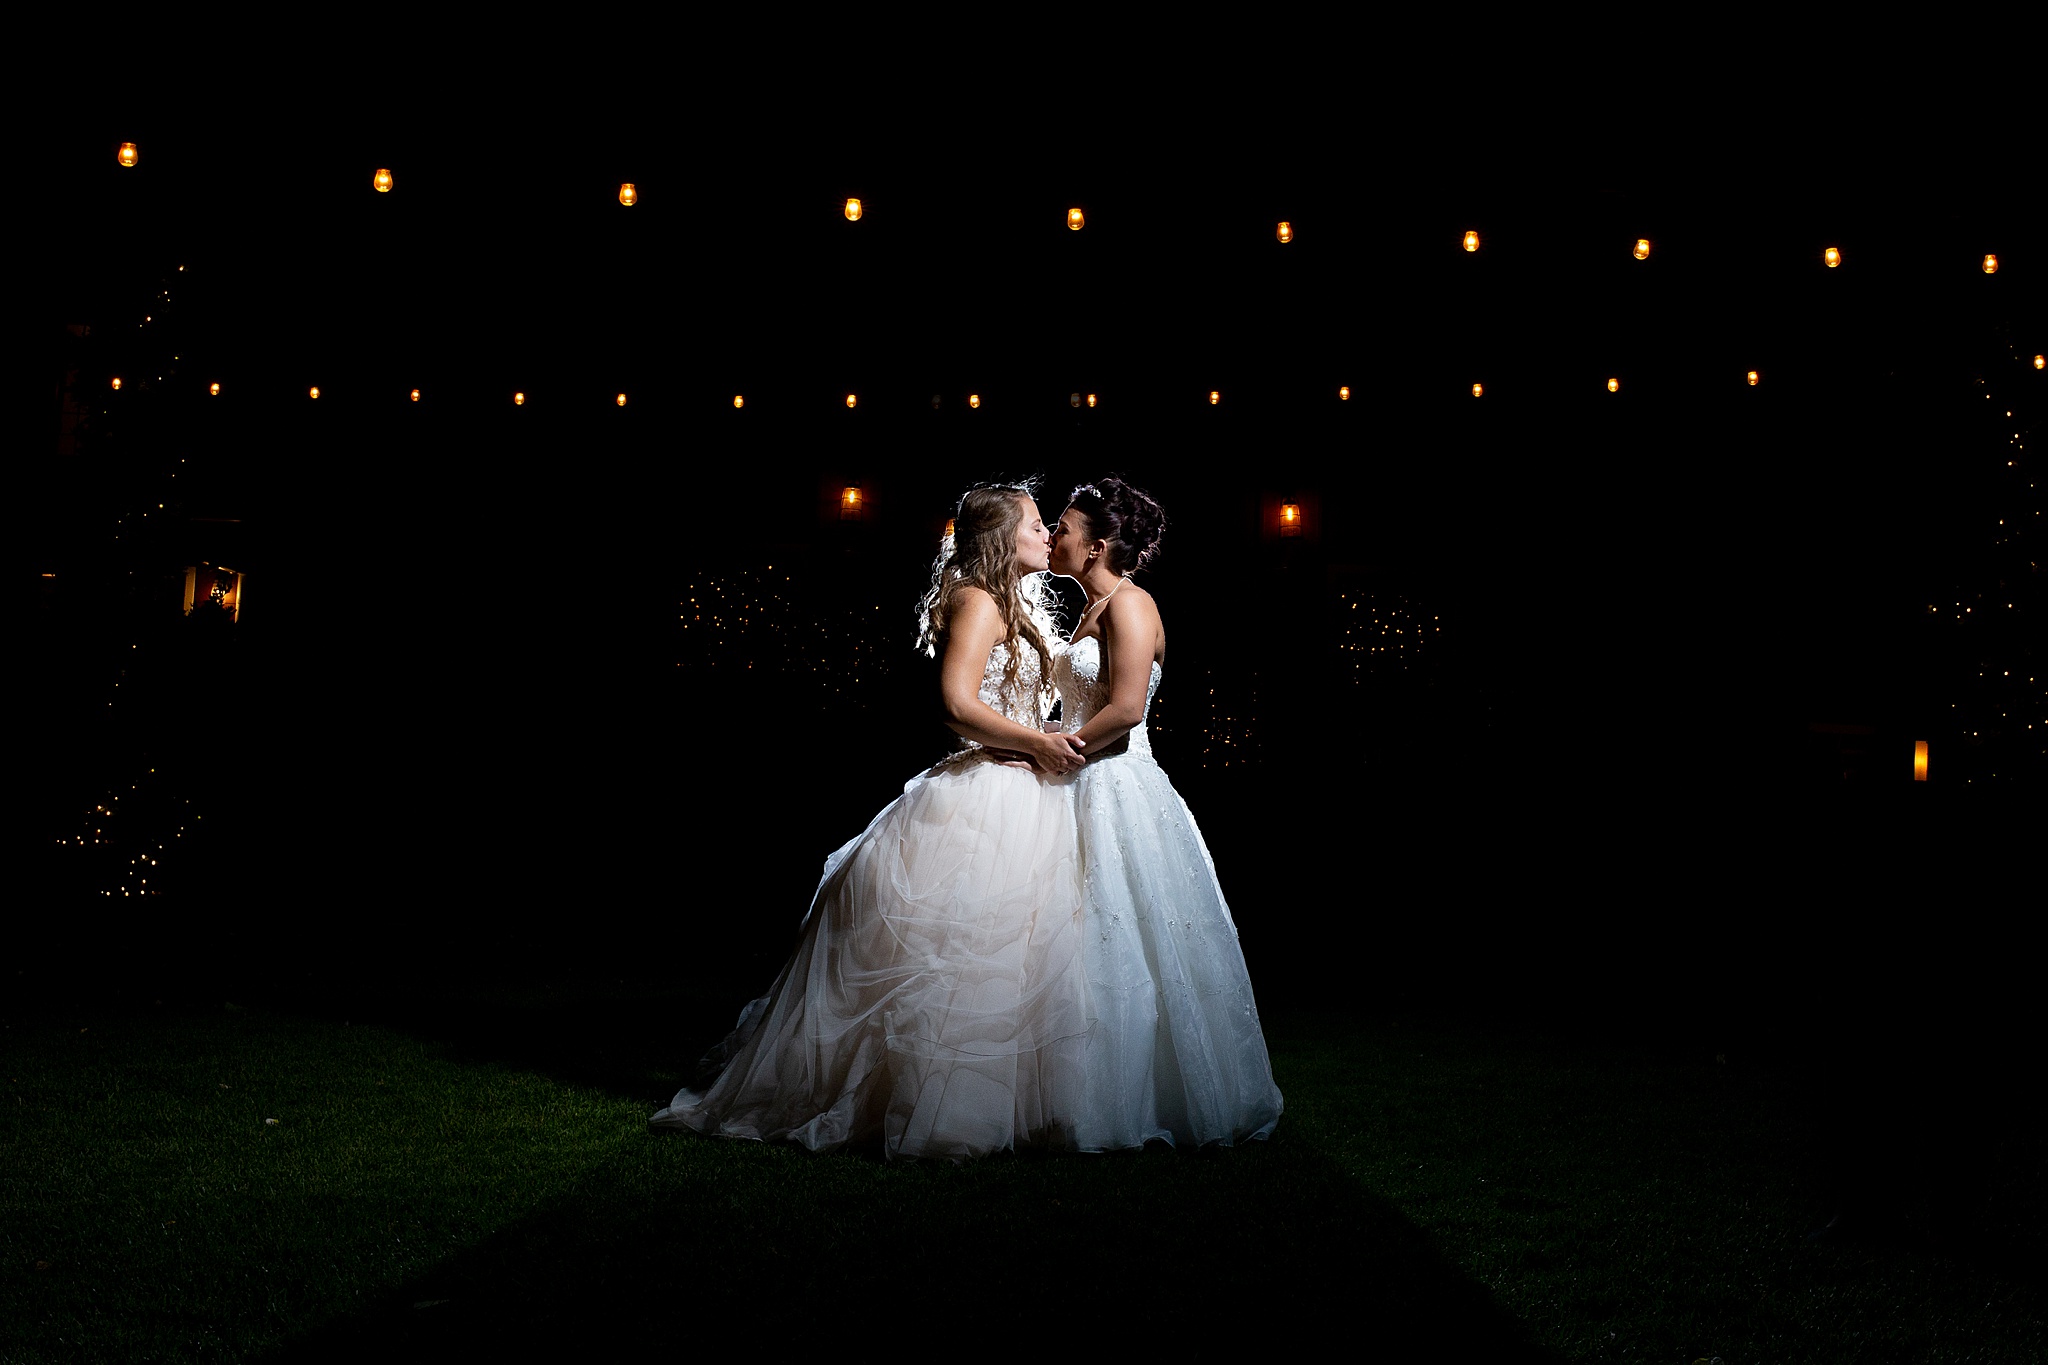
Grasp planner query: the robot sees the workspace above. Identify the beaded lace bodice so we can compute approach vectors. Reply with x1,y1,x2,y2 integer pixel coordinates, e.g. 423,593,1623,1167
979,640,1051,730
1054,635,1161,761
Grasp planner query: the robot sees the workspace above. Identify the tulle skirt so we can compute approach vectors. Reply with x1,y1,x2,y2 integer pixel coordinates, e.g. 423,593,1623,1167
652,752,1090,1160
1068,752,1284,1150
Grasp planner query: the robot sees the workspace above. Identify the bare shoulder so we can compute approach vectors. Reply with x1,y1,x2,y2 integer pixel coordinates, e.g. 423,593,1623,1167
950,583,999,620
1104,580,1162,630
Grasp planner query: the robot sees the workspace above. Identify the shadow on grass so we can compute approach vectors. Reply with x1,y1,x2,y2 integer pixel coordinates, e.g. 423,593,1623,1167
267,1129,1557,1360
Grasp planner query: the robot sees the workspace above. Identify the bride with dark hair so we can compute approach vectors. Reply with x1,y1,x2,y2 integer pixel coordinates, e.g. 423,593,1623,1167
652,483,1091,1160
1048,477,1284,1149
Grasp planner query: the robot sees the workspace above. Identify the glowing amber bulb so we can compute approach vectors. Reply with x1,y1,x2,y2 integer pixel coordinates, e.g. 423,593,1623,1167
618,183,636,207
410,388,421,402
1633,238,1651,260
513,392,525,406
1338,386,1350,400
309,386,320,399
1279,503,1302,537
733,394,744,408
1982,253,1999,274
1086,393,1097,408
1472,382,1483,398
117,142,138,167
844,198,862,222
1746,370,1760,386
1067,207,1084,231
1913,740,1929,782
1070,392,1082,408
209,382,220,396
1462,229,1479,252
2036,355,2046,370
1824,246,1841,268
944,518,956,537
1607,377,1620,393
1209,390,1220,406
845,393,857,409
840,486,862,518
373,168,393,193
1276,221,1293,244
968,393,980,409
615,393,627,407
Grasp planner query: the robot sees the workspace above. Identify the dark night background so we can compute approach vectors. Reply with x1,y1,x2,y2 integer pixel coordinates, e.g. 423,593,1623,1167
20,104,2042,1068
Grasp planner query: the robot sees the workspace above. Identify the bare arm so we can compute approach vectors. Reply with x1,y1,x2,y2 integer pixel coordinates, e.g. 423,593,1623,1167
940,588,1085,772
1069,588,1161,756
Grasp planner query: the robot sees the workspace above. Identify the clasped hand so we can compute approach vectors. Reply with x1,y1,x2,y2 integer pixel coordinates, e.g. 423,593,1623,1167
993,726,1087,775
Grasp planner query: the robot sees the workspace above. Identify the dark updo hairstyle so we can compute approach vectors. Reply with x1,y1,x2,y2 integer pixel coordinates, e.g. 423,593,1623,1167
1067,476,1166,576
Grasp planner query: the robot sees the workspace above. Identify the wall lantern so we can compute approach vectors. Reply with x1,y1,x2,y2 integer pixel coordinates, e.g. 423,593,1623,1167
1633,238,1651,260
968,393,980,409
1070,392,1082,408
844,198,862,222
1982,253,1999,274
1086,393,1097,408
111,376,123,391
410,388,421,402
1913,740,1929,781
840,486,863,519
1607,377,1620,392
1067,207,1084,231
1276,221,1293,244
618,183,637,207
845,393,857,409
1279,503,1302,537
1747,370,1760,386
733,394,744,408
616,393,628,407
373,168,393,193
1824,246,1842,268
944,518,956,537
1463,229,1480,252
1338,386,1350,400
209,382,220,396
309,386,320,399
182,564,244,623
514,392,526,406
117,142,139,167
1209,390,1220,405
1472,382,1484,397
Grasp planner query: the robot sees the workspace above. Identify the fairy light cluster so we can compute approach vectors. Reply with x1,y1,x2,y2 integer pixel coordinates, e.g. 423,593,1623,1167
57,766,197,897
678,568,892,708
1334,592,1440,680
1194,668,1261,770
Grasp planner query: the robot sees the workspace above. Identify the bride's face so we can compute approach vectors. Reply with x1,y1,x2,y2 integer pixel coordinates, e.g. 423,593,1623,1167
1012,498,1052,573
1048,507,1093,578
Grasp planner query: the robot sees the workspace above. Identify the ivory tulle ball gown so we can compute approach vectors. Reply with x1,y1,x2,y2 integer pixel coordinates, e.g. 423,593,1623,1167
651,636,1282,1158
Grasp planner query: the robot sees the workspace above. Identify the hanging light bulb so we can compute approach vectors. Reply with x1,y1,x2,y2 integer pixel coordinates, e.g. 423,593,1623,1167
844,198,862,222
1070,392,1082,408
1463,229,1480,252
1338,386,1350,400
2036,355,2046,370
1607,377,1620,392
410,389,421,402
309,386,320,399
1209,390,1220,405
373,168,393,193
1086,393,1097,408
110,376,122,390
1824,246,1842,268
1067,207,1084,231
117,142,139,167
1276,221,1293,244
840,486,863,519
1982,253,1999,274
1913,740,1929,782
845,393,857,409
1747,370,1760,386
209,382,220,396
616,393,628,407
1279,503,1302,538
513,392,526,406
1633,238,1651,260
1472,382,1484,398
733,394,745,408
618,183,637,207
968,393,980,409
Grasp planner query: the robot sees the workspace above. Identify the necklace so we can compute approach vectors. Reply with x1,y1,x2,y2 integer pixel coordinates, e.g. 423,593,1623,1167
1080,574,1130,619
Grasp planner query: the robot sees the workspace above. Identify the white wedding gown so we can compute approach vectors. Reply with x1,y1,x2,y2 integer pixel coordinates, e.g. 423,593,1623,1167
1055,634,1284,1150
652,632,1282,1157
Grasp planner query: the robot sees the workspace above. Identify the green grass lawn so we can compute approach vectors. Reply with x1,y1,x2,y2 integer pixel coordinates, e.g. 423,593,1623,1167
3,994,2039,1362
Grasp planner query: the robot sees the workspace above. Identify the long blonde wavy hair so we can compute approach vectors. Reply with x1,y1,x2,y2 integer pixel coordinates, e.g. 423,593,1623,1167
915,482,1058,707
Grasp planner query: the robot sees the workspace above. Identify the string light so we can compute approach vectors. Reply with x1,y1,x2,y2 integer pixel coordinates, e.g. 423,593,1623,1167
1086,393,1097,408
309,386,320,400
117,142,139,167
1067,207,1084,231
1982,253,1998,275
1071,392,1082,408
209,382,220,396
968,394,980,409
1633,238,1651,260
1607,378,1620,392
1462,230,1479,252
1913,740,1929,781
616,393,628,407
845,393,857,409
2035,355,2045,370
1824,246,1842,268
844,198,862,222
1279,503,1302,537
111,377,122,391
1209,390,1220,405
1276,221,1293,244
1472,382,1483,398
840,486,862,519
944,518,955,537
373,168,393,193
1747,370,1760,386
410,388,421,402
619,183,637,207
1338,386,1350,400
513,391,525,406
733,394,744,408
